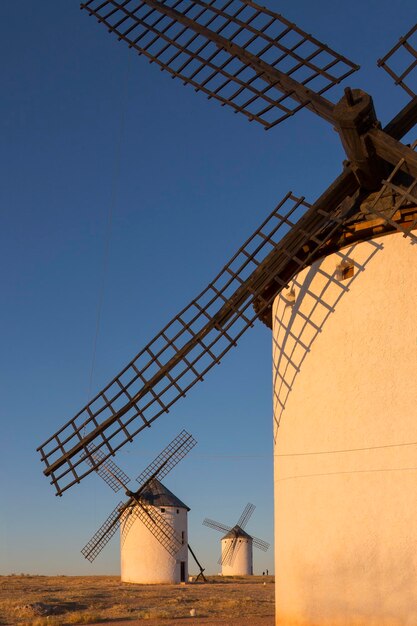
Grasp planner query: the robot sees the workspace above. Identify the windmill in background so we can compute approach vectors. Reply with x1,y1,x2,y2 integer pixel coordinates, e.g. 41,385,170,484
37,2,417,624
82,430,206,583
203,503,269,576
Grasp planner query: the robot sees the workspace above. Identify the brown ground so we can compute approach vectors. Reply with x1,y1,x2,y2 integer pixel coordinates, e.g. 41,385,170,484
0,575,274,625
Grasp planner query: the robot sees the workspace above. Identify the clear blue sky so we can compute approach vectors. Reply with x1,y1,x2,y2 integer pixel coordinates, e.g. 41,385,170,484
0,1,415,576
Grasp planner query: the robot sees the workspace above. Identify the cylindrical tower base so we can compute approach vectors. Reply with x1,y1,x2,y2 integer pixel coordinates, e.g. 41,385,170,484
221,537,253,576
120,505,188,585
272,235,417,626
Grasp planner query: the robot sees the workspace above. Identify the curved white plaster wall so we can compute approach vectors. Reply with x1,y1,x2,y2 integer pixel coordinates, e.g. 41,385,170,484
221,537,253,576
272,235,417,626
120,505,188,584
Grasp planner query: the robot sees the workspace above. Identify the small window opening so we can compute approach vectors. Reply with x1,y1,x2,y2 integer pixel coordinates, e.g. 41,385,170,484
181,531,185,545
160,507,165,513
283,287,296,306
176,509,179,514
336,260,354,281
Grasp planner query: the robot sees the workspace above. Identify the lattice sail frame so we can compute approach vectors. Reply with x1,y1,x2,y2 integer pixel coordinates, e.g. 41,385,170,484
365,139,417,240
203,519,231,533
82,495,183,561
220,535,238,565
136,429,196,486
85,443,131,492
82,500,125,562
86,429,196,494
82,430,195,561
39,191,365,496
378,23,417,98
80,0,358,128
127,497,184,556
251,534,269,551
237,502,255,528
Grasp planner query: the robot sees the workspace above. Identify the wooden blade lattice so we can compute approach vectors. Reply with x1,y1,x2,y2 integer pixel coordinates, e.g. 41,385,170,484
136,429,196,487
82,494,182,562
236,502,255,529
80,0,357,128
38,190,357,496
203,518,232,534
128,498,183,556
220,536,239,565
252,534,269,551
81,501,125,562
120,505,137,547
85,444,131,492
363,139,417,242
378,23,417,98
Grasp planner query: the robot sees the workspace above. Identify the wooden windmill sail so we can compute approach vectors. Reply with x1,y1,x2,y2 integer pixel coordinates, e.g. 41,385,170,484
204,503,269,575
81,429,206,583
37,2,417,498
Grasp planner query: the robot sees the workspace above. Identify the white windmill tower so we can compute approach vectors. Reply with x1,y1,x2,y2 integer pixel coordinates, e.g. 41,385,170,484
81,431,206,584
203,504,269,576
121,478,190,584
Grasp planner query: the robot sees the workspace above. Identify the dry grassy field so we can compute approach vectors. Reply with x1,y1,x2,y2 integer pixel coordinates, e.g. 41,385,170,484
0,574,274,625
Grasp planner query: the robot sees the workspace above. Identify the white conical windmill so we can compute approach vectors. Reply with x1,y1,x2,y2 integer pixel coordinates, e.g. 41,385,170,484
82,430,206,584
38,3,417,624
203,503,269,576
120,478,190,584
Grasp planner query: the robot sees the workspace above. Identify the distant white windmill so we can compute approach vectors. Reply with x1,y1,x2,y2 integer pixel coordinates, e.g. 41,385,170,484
81,430,206,584
120,478,190,584
203,504,269,576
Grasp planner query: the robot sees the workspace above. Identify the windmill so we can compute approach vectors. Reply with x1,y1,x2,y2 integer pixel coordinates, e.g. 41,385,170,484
203,503,269,576
81,429,206,583
36,2,417,623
